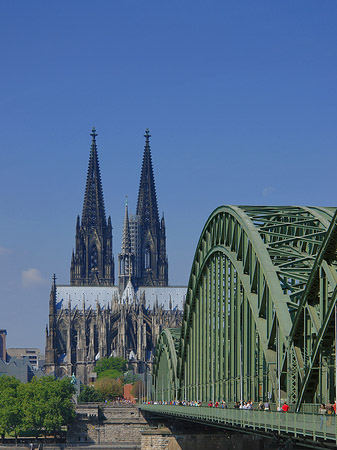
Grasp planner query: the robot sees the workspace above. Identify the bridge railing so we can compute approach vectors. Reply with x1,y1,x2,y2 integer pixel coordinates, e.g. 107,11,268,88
140,404,337,444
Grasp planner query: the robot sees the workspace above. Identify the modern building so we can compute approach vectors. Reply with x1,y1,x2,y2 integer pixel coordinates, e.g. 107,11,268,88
7,348,41,370
45,129,185,383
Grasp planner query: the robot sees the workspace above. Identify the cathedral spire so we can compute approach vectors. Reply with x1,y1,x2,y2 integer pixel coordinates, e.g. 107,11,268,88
81,127,106,230
118,196,134,293
131,129,168,287
70,128,114,286
136,129,159,232
121,197,131,254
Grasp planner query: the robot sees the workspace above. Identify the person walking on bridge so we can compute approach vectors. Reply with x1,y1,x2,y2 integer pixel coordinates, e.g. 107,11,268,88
282,402,289,412
326,402,334,426
319,404,327,430
264,401,270,411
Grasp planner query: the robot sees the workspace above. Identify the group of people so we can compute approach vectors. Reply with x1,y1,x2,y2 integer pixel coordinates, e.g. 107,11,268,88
319,402,336,415
207,400,228,408
234,401,254,410
319,403,337,429
106,398,133,406
147,399,337,415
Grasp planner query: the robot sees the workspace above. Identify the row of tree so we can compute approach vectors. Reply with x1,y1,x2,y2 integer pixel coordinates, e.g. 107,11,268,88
0,376,75,441
0,357,142,441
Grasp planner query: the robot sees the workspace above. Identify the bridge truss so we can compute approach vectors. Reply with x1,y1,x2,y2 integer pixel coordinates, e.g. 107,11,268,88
153,206,337,410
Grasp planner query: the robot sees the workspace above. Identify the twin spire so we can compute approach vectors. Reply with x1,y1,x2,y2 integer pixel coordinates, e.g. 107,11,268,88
71,127,168,288
136,128,160,233
70,127,114,286
81,127,107,230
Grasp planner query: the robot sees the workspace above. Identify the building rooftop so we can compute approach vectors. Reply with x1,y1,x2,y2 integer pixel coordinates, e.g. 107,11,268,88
56,285,186,310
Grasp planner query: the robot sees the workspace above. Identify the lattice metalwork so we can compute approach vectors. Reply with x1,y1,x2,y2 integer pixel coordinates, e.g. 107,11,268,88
153,206,337,409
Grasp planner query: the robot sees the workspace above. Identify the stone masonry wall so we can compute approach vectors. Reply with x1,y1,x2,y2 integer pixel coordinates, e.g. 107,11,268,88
67,405,149,445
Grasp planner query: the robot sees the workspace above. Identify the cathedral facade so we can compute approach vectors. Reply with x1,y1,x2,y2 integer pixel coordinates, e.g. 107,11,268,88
45,129,184,383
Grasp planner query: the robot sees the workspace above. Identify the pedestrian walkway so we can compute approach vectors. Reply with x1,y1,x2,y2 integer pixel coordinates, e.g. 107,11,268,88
140,404,337,444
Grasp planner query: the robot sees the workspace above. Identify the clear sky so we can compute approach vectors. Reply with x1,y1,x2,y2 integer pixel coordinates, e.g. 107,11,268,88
1,1,336,351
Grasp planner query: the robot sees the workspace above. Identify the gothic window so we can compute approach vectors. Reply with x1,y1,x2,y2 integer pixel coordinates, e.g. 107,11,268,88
145,247,150,269
90,245,98,269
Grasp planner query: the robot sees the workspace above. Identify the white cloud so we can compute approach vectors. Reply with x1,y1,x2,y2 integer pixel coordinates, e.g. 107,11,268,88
0,246,12,256
262,186,275,197
22,268,48,288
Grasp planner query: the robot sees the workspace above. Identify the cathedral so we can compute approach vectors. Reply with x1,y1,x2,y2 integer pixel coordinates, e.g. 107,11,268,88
45,129,185,383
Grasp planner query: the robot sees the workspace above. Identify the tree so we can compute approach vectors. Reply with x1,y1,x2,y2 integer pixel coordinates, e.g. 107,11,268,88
124,370,140,384
95,377,123,400
78,385,102,403
94,357,128,379
42,377,76,437
0,376,23,443
21,377,75,438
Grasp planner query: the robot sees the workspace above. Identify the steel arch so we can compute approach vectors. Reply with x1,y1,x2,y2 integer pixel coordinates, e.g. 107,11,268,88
153,206,337,408
152,328,180,402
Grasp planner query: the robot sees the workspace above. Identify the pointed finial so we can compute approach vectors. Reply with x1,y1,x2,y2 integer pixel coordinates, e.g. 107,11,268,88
125,195,128,207
91,127,98,139
53,274,57,290
144,128,151,144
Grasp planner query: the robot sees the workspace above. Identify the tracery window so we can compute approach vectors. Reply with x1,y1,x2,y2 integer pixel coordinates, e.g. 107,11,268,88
145,247,150,269
90,244,98,269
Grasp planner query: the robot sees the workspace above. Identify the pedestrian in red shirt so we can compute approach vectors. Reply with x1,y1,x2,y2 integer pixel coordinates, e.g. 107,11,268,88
282,402,290,412
333,402,337,414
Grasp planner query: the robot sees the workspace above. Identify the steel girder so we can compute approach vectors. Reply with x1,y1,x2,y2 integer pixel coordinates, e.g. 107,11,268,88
153,206,337,408
152,328,181,402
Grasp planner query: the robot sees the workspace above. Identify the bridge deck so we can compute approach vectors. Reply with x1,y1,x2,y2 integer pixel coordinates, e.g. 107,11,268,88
140,404,337,444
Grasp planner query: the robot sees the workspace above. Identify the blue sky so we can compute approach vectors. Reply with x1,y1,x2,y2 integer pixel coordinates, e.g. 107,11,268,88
1,1,336,350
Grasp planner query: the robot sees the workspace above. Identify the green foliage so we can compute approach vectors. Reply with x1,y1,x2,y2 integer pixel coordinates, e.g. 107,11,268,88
0,376,23,438
124,370,140,384
78,385,103,403
0,375,75,439
21,377,75,437
94,357,127,379
95,377,123,400
98,368,123,379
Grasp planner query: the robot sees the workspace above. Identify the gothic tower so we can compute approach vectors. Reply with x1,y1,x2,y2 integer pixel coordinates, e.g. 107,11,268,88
70,128,114,286
118,198,135,293
135,129,168,287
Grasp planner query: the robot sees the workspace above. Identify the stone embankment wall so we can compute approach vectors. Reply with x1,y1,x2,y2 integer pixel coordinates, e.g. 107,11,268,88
67,404,149,445
141,427,278,450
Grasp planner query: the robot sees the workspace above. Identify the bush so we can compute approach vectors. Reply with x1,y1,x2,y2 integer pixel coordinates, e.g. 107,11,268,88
78,385,103,403
94,377,123,400
94,357,128,379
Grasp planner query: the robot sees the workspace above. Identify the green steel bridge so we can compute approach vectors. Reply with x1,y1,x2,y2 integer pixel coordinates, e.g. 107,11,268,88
145,206,337,444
